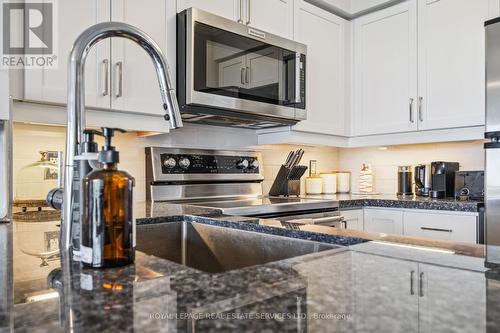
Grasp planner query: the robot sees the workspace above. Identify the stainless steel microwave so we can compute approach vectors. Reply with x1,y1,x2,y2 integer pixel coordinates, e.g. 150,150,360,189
177,8,307,129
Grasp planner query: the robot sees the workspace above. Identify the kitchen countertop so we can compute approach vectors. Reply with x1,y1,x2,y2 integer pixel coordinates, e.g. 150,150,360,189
3,202,498,332
304,193,484,212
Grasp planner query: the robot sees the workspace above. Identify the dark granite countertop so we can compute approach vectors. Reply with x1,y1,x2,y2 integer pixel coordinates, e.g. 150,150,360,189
303,194,484,212
3,201,499,332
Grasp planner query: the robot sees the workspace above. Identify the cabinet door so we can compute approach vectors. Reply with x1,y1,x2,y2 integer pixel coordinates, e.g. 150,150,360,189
245,49,281,90
341,209,364,231
418,263,486,332
293,1,348,136
353,252,419,332
403,210,478,243
110,0,170,117
417,0,495,130
353,1,418,136
246,0,294,39
177,0,239,21
24,0,110,108
218,56,247,88
364,208,404,234
294,251,354,332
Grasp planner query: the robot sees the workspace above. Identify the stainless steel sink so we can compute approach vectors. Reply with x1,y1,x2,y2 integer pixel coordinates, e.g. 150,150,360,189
136,221,339,273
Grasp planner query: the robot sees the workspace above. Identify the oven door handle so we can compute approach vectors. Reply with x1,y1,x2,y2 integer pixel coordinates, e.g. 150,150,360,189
287,215,345,226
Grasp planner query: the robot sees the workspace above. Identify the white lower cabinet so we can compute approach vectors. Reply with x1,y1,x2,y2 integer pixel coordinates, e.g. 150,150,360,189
418,263,486,332
353,253,486,333
361,208,479,243
341,209,364,231
353,252,419,332
403,210,478,243
363,208,404,235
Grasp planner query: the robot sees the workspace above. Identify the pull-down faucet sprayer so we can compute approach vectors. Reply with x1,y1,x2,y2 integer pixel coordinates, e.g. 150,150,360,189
61,22,183,254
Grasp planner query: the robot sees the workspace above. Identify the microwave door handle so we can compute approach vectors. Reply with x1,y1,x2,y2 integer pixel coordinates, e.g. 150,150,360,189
294,53,302,104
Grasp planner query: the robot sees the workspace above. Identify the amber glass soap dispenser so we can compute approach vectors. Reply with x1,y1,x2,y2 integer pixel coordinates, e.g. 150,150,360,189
81,128,135,268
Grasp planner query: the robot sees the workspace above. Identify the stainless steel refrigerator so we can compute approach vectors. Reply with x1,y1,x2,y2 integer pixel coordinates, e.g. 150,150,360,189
485,18,500,267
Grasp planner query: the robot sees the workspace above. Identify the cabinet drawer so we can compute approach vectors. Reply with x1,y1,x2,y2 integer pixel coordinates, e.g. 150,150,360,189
403,211,477,243
341,209,364,231
364,208,404,235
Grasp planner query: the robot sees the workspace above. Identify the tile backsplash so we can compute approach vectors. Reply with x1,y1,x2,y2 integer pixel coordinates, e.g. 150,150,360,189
12,123,486,200
337,141,485,195
258,145,339,194
12,123,257,203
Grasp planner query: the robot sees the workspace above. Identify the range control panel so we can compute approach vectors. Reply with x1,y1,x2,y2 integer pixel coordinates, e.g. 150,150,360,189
160,153,260,174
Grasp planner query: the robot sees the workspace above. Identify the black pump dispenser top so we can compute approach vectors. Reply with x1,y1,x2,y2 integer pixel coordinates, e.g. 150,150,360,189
81,129,103,153
98,127,126,164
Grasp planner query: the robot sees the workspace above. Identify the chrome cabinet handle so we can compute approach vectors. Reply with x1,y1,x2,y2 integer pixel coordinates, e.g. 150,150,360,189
420,227,452,233
101,59,109,96
238,0,244,23
246,0,251,25
419,272,424,297
410,270,415,295
245,66,250,83
115,61,123,98
240,67,245,85
409,98,414,123
418,96,423,122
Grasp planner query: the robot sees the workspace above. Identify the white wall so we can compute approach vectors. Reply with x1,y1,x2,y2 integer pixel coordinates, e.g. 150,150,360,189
338,141,484,194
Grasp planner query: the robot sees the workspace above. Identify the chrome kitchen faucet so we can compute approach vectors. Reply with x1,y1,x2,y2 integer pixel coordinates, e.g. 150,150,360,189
61,22,183,254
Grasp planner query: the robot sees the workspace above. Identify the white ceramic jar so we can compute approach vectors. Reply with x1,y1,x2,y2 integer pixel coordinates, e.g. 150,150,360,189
320,173,337,194
305,177,323,194
337,172,351,193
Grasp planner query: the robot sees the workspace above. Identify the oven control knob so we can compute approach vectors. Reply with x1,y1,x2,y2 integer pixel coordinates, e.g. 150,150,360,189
179,157,191,169
237,159,249,169
249,159,259,170
163,157,176,169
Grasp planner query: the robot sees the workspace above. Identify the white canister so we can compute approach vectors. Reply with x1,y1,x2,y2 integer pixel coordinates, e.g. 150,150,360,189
305,177,323,194
320,173,337,194
337,172,351,193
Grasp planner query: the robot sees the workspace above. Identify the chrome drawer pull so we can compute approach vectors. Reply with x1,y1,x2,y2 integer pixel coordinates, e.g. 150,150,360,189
419,272,424,297
420,227,452,233
410,270,415,295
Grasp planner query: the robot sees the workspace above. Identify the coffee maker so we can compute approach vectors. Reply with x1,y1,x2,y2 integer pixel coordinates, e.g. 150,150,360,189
414,164,431,197
430,162,459,198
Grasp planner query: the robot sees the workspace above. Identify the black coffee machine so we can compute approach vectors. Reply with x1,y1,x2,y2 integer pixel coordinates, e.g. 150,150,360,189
430,162,459,198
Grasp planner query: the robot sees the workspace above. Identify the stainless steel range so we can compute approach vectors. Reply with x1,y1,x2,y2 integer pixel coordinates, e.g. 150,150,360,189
145,147,344,227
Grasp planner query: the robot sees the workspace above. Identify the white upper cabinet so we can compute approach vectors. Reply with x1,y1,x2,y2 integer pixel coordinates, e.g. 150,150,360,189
417,0,493,130
353,0,498,137
176,0,239,21
177,0,294,39
19,0,175,132
353,1,418,136
24,0,110,109
246,0,294,39
293,0,349,136
110,0,168,116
